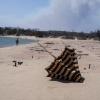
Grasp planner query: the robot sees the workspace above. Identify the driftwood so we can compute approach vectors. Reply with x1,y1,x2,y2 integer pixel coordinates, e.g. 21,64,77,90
44,42,54,45
37,43,85,82
77,53,89,56
45,47,85,83
77,53,89,59
13,61,17,67
13,60,23,67
37,42,56,59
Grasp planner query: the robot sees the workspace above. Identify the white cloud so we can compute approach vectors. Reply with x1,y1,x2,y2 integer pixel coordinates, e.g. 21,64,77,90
1,0,100,32
24,0,100,32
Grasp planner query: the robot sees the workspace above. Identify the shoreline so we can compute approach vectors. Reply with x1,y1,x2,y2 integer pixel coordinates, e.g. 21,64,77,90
0,36,39,48
0,35,38,40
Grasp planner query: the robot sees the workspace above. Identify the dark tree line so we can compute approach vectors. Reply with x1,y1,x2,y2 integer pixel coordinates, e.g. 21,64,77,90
0,27,100,40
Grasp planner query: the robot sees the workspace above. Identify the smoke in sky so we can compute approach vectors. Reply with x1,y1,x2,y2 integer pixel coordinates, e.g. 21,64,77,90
27,0,100,32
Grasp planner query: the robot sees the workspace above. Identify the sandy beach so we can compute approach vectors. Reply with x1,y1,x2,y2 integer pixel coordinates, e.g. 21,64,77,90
0,37,100,100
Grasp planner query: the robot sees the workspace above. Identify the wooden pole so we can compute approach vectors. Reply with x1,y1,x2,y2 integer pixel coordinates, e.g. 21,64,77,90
37,42,56,59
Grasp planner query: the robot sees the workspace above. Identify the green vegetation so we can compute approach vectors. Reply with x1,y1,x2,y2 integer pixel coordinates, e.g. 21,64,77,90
0,27,100,40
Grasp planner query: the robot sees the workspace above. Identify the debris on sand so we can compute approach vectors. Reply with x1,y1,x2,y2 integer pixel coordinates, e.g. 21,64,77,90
45,47,85,83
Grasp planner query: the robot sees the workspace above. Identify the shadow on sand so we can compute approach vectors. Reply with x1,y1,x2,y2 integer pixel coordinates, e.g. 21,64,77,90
49,79,82,83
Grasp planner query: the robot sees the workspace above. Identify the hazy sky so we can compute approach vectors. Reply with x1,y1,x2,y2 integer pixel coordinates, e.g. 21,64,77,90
0,0,100,32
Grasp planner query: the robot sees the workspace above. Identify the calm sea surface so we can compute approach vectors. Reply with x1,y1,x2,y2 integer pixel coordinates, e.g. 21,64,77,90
0,37,37,48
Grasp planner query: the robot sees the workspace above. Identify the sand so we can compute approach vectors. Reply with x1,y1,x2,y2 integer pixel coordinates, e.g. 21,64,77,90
0,37,100,100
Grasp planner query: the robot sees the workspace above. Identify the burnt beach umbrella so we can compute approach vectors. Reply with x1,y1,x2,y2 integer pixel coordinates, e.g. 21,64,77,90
38,43,85,83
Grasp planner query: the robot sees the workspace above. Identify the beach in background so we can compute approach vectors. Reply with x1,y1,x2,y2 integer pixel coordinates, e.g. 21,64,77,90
0,37,100,100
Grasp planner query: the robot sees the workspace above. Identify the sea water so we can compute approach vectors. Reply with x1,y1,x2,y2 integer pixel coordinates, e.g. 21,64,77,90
0,37,37,48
